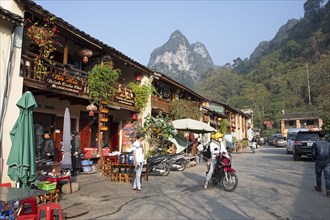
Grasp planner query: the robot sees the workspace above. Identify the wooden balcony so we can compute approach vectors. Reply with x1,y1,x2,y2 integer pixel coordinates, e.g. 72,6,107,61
151,96,171,113
21,52,137,111
21,52,90,100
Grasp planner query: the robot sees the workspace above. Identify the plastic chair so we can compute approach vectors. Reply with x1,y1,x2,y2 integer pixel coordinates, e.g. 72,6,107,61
16,214,37,220
19,196,38,215
37,202,63,220
0,183,11,187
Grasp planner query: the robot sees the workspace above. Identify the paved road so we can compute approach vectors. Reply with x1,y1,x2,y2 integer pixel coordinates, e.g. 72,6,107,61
60,145,330,219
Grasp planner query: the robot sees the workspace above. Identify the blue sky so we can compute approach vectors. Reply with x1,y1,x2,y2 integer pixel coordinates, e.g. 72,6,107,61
35,0,305,66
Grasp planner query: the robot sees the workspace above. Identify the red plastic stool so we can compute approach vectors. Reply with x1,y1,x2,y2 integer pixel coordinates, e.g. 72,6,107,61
19,197,38,215
37,203,63,220
16,214,37,220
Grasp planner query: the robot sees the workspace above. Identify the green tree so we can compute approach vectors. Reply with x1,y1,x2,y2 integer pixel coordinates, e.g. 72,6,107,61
143,113,175,156
88,63,121,105
169,99,201,120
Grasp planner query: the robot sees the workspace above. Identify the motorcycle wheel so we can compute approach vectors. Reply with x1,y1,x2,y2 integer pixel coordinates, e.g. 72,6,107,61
222,172,238,192
211,176,217,185
176,159,186,171
161,163,171,176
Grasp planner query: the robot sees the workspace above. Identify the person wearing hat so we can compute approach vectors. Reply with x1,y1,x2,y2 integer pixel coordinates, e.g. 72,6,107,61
131,132,145,192
204,132,223,189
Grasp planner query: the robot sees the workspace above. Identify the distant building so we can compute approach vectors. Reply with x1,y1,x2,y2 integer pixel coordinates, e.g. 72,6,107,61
263,120,274,129
280,112,323,136
241,109,253,128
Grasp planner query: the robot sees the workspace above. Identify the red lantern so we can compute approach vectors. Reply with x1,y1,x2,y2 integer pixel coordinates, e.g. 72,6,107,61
89,111,94,117
135,73,142,81
132,113,138,120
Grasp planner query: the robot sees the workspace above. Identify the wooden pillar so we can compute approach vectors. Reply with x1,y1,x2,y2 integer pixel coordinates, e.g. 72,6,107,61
63,39,68,64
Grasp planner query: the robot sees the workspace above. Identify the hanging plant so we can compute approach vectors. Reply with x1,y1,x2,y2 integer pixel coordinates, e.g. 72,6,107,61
169,99,201,120
26,16,62,78
129,81,156,112
88,62,121,105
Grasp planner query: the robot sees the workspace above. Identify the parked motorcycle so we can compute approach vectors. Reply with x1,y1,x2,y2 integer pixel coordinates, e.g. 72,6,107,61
211,154,238,192
147,153,171,176
166,153,187,171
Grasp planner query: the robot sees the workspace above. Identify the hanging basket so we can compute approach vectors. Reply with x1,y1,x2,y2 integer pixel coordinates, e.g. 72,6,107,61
100,117,109,122
100,108,109,114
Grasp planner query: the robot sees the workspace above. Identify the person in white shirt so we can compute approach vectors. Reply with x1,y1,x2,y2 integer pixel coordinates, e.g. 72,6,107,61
204,133,222,189
131,132,145,192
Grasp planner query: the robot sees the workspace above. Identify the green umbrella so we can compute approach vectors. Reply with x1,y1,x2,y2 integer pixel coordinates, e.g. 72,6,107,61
7,91,38,188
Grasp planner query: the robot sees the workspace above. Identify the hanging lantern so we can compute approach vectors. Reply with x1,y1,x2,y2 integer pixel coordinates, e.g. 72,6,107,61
79,48,93,63
86,104,97,111
86,104,97,117
135,73,142,81
131,113,138,120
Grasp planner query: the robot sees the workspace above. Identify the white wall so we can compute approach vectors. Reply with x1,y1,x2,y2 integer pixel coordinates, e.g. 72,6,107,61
0,1,24,183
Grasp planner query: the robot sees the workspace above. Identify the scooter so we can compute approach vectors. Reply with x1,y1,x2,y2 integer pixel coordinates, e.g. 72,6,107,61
251,142,257,153
211,154,238,192
147,152,171,176
166,153,187,171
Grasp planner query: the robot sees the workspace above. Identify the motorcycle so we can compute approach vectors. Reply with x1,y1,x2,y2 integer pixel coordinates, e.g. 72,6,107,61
166,153,188,171
251,141,257,153
147,152,171,176
211,154,238,192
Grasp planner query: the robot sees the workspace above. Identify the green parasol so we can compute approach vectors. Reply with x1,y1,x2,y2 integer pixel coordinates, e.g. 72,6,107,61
7,91,38,188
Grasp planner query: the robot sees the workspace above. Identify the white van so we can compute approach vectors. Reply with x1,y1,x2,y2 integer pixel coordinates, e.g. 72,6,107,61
286,128,309,154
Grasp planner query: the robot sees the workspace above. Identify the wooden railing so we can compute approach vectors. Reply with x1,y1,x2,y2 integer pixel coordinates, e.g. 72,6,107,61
151,96,171,113
21,52,89,96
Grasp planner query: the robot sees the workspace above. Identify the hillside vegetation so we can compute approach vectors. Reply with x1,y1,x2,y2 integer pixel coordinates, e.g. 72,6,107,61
195,0,330,132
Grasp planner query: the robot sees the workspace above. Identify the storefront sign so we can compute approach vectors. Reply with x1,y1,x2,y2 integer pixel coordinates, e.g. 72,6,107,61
114,85,135,107
46,73,84,94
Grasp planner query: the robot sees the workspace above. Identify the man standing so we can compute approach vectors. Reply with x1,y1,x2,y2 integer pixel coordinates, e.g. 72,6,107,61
131,132,145,192
71,130,81,176
42,131,55,160
311,132,330,197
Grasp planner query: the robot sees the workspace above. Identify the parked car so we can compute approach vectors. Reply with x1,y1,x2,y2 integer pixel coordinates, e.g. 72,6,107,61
293,131,320,161
286,128,309,154
274,136,287,147
269,133,283,146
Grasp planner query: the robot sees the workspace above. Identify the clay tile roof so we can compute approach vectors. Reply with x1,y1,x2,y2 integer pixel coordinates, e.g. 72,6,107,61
280,112,321,120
